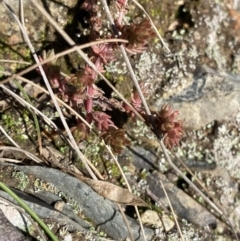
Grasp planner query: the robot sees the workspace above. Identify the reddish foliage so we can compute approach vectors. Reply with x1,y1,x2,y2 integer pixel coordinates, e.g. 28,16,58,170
154,105,183,149
71,123,89,142
101,128,131,154
88,111,115,131
120,19,156,54
36,1,183,154
91,44,116,64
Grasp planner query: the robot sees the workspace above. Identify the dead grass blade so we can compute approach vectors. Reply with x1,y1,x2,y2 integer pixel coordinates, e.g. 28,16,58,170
131,0,171,53
160,180,184,240
0,145,43,164
3,1,97,180
0,59,30,65
13,80,42,155
79,175,149,207
0,158,24,164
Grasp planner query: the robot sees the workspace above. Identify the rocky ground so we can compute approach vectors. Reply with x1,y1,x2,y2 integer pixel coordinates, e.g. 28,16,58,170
0,0,240,240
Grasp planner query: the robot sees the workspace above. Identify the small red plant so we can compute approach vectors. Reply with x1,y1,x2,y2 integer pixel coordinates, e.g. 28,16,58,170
101,128,131,154
154,105,183,149
120,19,156,54
37,0,181,154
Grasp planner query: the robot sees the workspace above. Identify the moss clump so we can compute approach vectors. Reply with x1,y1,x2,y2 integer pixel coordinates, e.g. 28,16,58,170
12,171,29,191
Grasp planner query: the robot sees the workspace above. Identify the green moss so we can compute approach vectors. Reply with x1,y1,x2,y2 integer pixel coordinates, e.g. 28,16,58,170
117,75,125,82
150,6,162,18
0,42,32,73
106,162,121,179
0,65,5,78
139,169,149,180
12,171,29,191
2,114,15,129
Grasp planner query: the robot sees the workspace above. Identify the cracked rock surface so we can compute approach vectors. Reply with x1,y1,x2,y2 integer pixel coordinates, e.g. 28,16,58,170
0,209,29,241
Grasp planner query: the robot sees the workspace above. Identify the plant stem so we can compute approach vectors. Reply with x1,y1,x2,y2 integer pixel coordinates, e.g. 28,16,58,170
0,182,59,241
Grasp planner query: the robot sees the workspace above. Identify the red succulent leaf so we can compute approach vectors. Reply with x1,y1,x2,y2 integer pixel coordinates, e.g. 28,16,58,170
101,128,131,154
80,0,97,11
91,44,116,64
115,0,128,10
131,83,149,111
159,105,179,122
80,66,96,86
121,19,156,54
84,97,93,113
124,83,149,119
91,111,115,131
163,121,183,149
71,123,89,142
154,105,183,149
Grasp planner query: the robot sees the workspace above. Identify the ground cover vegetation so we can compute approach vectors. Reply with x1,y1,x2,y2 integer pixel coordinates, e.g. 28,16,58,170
0,0,240,240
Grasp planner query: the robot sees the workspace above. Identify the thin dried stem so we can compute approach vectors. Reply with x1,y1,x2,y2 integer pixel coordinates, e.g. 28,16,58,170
159,138,240,241
131,0,171,53
172,152,239,240
0,145,43,164
0,59,30,65
3,0,97,180
105,145,147,241
160,180,184,241
120,45,152,117
0,38,127,86
27,0,143,122
117,203,134,241
0,125,44,164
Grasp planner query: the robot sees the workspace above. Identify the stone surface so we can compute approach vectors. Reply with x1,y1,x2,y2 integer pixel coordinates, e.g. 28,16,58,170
129,1,240,130
0,208,29,241
0,201,31,233
141,210,162,228
0,189,90,233
161,214,175,232
146,171,217,228
0,0,80,75
11,165,154,241
1,0,77,44
156,67,240,129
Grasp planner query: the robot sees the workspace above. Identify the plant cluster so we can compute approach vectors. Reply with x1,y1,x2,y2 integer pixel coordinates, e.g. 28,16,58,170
38,0,183,153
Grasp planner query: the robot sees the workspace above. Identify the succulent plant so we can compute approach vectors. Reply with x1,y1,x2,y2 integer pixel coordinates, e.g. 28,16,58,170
120,19,156,54
154,105,183,149
37,1,181,154
101,128,131,154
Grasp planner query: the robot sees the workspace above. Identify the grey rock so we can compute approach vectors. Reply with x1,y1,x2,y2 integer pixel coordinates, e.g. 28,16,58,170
122,146,158,171
121,147,217,228
0,209,29,241
153,66,240,129
0,0,77,45
147,171,217,228
12,165,154,241
0,189,91,232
